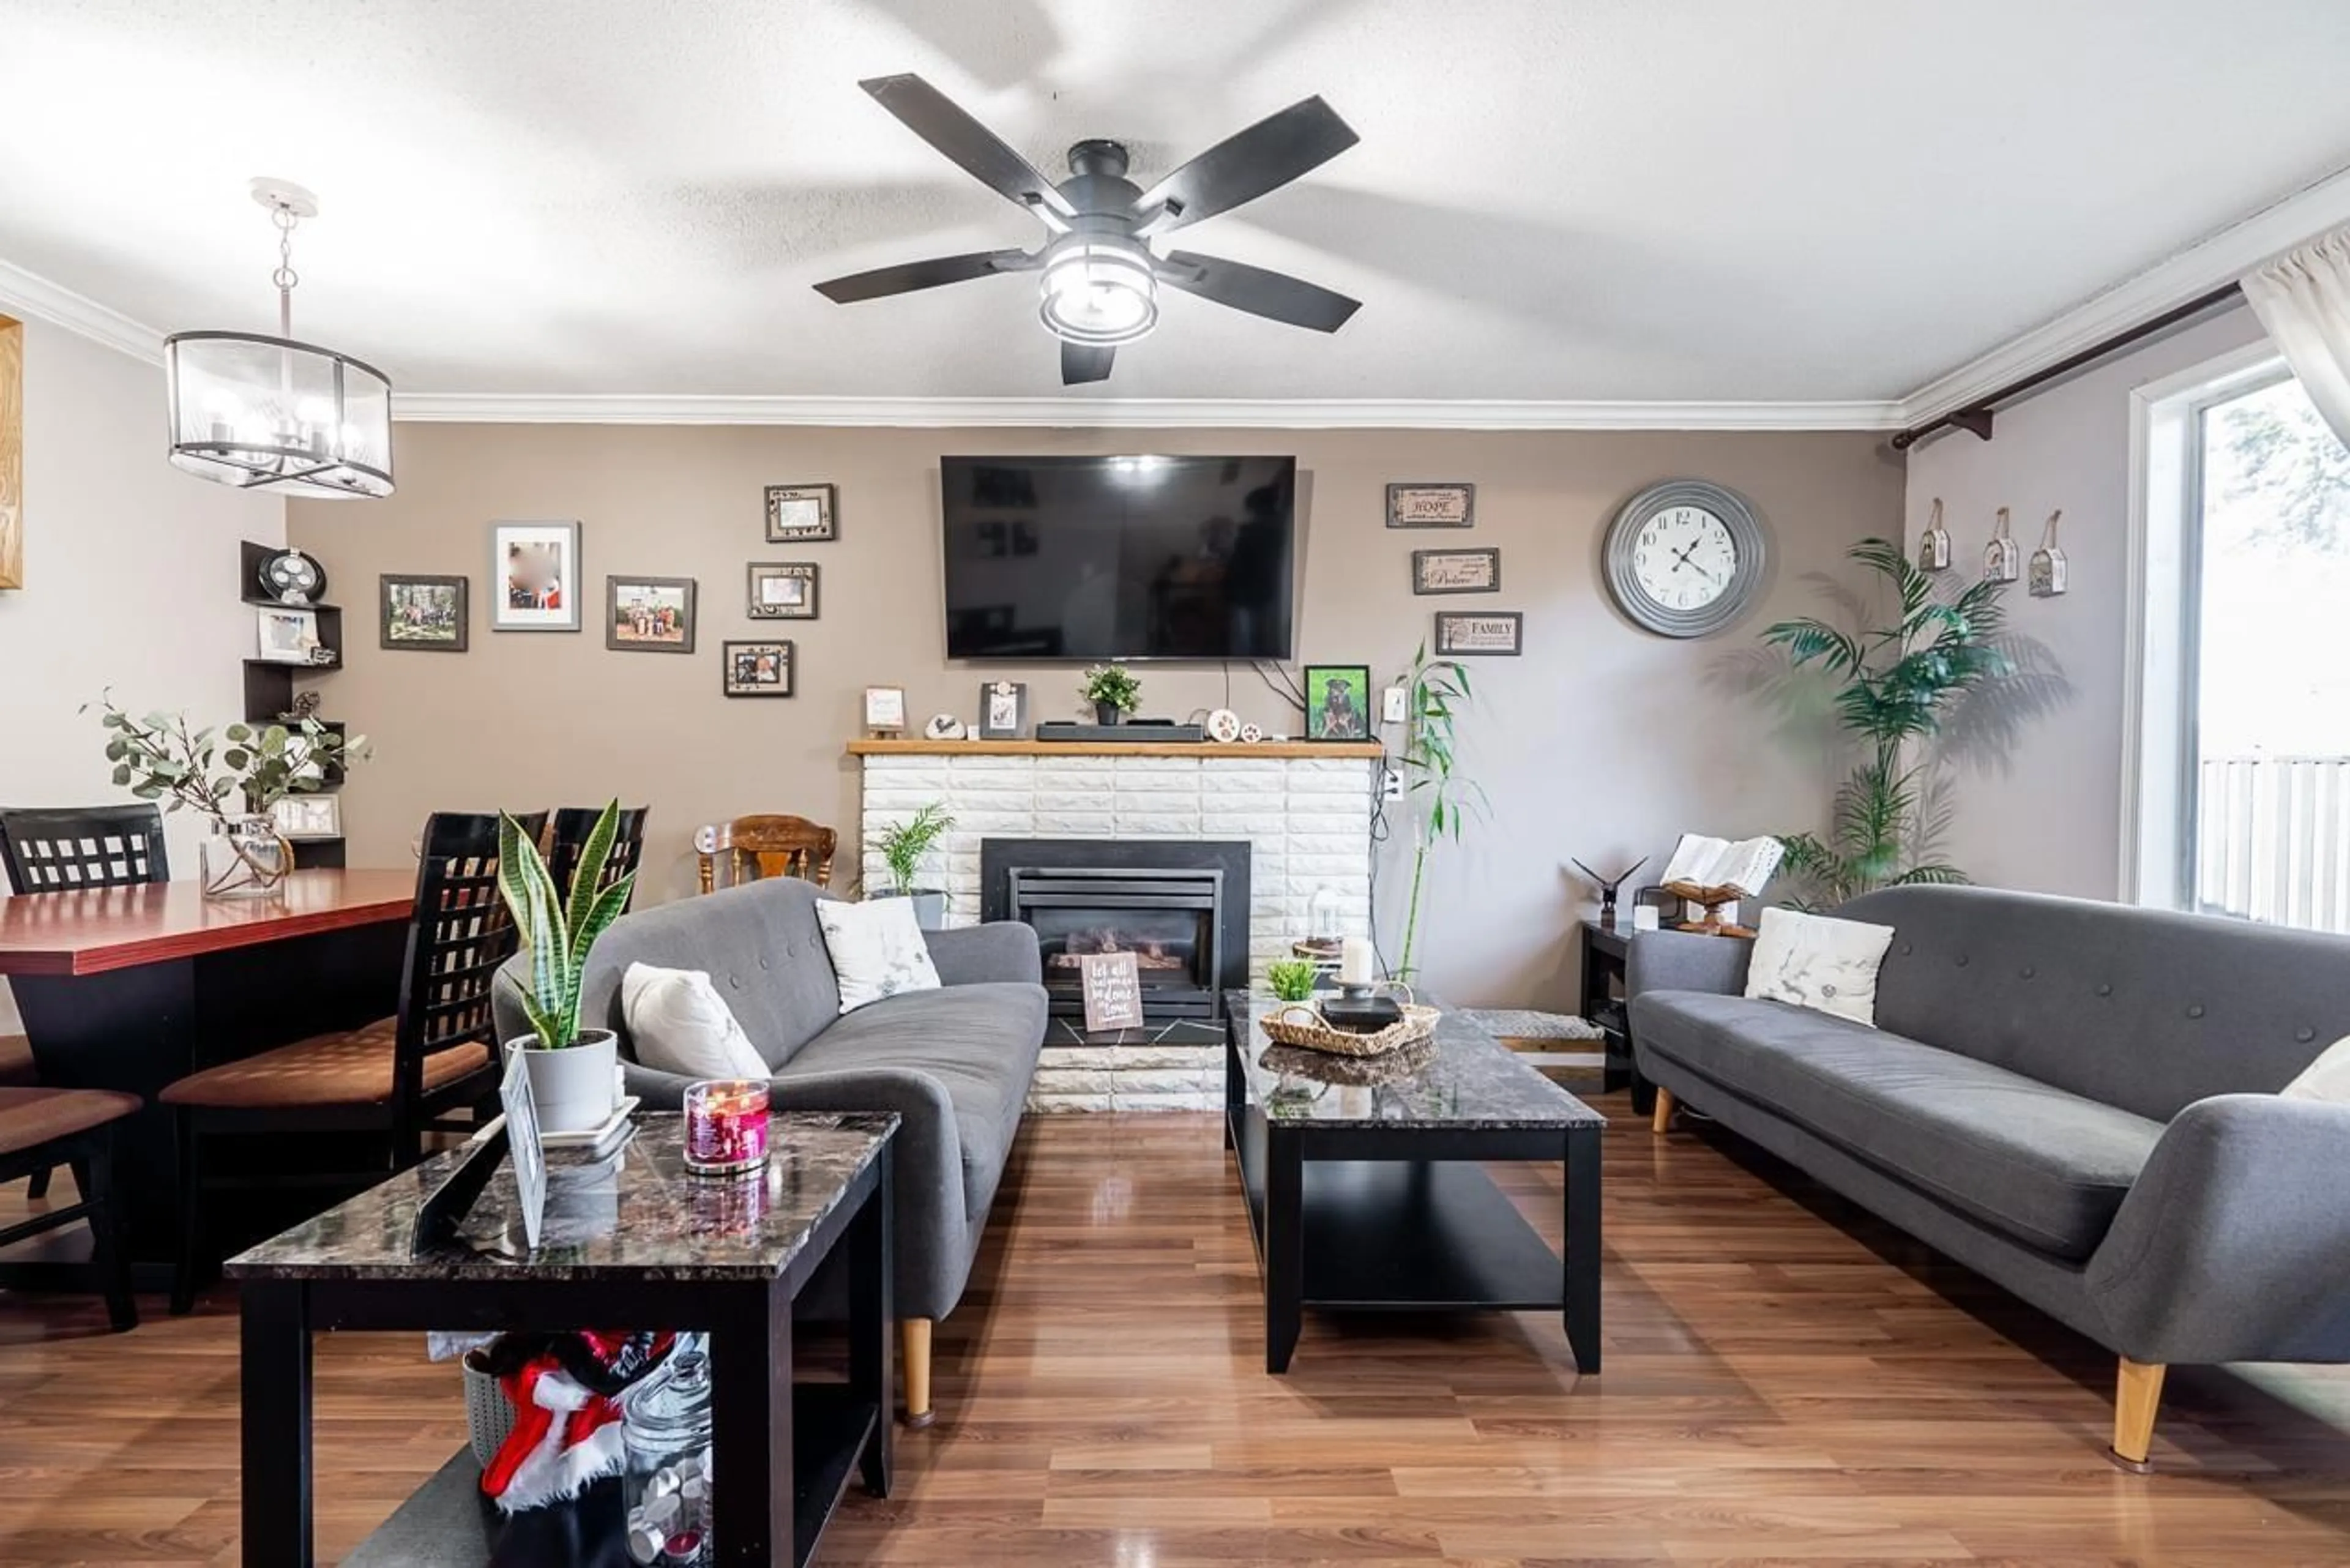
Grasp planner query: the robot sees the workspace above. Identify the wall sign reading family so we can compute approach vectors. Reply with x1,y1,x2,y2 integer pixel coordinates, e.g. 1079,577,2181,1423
608,576,696,654
1411,548,1501,595
1386,482,1475,529
492,520,581,632
1434,611,1523,657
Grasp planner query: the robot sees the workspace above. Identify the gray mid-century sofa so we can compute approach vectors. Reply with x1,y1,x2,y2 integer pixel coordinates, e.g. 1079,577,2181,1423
495,876,1046,1425
1629,883,2350,1469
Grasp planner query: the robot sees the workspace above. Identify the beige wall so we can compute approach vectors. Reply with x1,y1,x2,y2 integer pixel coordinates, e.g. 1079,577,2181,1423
1903,304,2272,901
0,318,286,1029
291,422,1901,1006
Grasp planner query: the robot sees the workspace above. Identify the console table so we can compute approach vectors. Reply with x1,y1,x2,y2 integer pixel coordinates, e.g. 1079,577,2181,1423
227,1111,897,1568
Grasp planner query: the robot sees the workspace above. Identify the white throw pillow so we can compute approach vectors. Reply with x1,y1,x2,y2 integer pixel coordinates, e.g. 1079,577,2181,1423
1743,907,1897,1025
620,962,771,1080
815,898,942,1014
2282,1036,2350,1102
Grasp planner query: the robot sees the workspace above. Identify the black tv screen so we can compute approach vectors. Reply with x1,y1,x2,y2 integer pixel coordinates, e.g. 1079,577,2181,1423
941,455,1297,660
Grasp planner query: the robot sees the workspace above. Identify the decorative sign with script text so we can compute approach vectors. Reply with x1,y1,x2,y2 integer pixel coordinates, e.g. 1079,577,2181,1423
1433,610,1524,657
1079,951,1145,1032
1386,482,1475,529
1412,548,1501,595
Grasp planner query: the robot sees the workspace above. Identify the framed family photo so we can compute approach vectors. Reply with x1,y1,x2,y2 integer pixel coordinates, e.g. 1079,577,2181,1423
491,520,581,632
722,640,794,697
747,561,818,619
380,574,468,651
255,606,319,664
270,794,341,840
765,483,837,542
1302,663,1373,741
607,576,696,653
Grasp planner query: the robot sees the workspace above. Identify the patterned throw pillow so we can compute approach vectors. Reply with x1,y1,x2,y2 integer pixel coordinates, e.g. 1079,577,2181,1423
815,898,943,1014
2281,1036,2350,1102
1742,907,1897,1025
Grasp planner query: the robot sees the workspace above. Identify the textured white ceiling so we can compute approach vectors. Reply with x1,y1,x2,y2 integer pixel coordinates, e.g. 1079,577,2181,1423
1,0,2346,403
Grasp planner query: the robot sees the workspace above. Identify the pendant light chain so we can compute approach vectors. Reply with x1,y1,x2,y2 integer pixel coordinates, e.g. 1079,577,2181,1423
270,203,300,338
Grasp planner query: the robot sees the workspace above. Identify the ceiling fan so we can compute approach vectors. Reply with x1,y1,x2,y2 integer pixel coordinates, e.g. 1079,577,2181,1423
814,75,1362,385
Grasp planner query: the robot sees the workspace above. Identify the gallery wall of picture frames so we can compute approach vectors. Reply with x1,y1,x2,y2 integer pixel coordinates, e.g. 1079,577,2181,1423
1382,478,1525,660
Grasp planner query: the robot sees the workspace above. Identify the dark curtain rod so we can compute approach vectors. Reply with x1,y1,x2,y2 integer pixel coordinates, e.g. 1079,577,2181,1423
1890,281,2246,450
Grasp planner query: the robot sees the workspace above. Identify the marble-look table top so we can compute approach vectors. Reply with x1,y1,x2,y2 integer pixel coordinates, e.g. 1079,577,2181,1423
1226,992,1604,1130
226,1111,897,1283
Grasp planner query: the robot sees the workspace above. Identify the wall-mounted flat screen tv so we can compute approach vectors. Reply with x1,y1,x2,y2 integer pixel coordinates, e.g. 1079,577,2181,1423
940,454,1297,660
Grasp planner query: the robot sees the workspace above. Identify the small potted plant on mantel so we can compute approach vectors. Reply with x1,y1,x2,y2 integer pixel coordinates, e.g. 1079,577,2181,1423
92,693,364,900
1081,663,1141,726
496,801,638,1133
872,802,955,930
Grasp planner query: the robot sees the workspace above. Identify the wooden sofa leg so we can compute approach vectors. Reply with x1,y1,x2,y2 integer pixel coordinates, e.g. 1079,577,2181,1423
901,1318,935,1429
2110,1356,2165,1472
1651,1086,1677,1135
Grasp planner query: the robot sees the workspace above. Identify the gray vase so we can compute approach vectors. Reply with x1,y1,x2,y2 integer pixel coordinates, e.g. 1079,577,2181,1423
871,890,948,930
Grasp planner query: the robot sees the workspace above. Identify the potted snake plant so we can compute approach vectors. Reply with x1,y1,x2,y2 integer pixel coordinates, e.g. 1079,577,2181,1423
497,801,638,1133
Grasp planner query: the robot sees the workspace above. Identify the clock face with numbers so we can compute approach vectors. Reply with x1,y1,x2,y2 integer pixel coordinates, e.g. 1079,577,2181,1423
1603,480,1766,637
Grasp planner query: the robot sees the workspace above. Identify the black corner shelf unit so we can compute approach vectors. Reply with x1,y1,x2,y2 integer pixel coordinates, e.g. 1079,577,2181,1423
238,539,347,870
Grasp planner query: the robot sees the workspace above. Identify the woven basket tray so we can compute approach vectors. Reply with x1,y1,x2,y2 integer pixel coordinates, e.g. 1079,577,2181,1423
1262,992,1440,1058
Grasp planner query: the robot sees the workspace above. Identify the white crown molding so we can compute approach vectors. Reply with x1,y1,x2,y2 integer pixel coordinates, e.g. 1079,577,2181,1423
0,259,163,364
387,392,1906,430
1897,162,2350,430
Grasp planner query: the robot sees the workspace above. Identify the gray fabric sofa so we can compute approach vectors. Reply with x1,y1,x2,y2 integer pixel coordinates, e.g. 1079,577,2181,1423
1629,883,2350,1469
493,876,1046,1425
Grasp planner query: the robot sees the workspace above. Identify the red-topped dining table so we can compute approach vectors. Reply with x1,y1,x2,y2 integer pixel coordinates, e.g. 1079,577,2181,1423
0,868,418,1265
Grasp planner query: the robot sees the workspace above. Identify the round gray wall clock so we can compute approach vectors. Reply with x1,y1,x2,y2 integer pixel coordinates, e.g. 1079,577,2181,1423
1602,479,1767,638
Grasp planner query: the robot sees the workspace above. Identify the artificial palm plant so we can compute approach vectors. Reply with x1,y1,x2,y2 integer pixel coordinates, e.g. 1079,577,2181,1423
1395,643,1484,981
1762,538,2013,905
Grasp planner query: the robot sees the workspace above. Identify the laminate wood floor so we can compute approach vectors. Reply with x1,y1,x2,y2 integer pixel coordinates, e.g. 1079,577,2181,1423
4,1096,2349,1565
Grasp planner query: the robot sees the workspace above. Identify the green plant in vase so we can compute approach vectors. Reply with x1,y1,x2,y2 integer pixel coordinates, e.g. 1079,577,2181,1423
872,802,955,929
1080,663,1141,725
1394,644,1483,982
496,800,639,1132
92,693,365,899
1266,958,1320,1003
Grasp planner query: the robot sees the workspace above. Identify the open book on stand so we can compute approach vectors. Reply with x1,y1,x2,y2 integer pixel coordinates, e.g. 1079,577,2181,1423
1659,833,1784,936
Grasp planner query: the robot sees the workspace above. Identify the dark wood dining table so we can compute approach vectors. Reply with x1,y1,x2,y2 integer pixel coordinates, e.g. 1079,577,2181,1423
0,868,417,1264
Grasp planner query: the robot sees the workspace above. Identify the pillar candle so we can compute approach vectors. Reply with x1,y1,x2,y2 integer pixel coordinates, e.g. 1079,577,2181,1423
1339,935,1373,987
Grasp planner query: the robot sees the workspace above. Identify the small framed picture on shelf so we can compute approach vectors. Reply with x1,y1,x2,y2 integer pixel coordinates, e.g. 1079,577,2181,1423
380,574,468,651
978,680,1028,739
765,483,837,542
1301,663,1373,741
606,576,696,654
270,794,341,840
255,606,320,664
1411,547,1501,595
864,685,907,734
1434,610,1524,657
722,640,794,697
747,562,818,619
491,520,581,632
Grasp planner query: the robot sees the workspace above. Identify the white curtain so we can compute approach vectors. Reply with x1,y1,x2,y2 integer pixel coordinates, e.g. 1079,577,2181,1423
2243,226,2350,450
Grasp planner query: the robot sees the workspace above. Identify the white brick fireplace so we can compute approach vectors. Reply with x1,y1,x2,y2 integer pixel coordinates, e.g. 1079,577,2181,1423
850,741,1381,1111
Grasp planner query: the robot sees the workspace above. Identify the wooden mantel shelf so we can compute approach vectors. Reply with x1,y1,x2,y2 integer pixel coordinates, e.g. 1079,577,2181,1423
848,738,1384,760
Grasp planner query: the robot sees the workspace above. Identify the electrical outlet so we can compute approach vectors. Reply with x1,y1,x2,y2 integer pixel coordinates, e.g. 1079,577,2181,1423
1382,767,1404,801
1381,685,1408,725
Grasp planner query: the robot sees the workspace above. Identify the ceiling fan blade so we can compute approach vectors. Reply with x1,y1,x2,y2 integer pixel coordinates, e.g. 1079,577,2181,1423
1135,96,1358,235
1159,251,1360,332
815,248,1034,304
1061,341,1115,384
859,74,1075,223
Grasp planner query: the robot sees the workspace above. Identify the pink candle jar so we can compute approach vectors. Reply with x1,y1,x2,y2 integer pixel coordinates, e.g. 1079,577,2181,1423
682,1079,770,1177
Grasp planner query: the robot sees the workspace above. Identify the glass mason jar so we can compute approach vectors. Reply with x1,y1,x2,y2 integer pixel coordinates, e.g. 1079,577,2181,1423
622,1338,714,1566
201,814,291,900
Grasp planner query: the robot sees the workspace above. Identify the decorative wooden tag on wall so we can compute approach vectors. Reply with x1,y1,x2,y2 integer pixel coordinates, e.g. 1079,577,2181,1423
1916,497,1951,573
1983,506,2020,584
2029,509,2067,597
0,315,21,591
1079,950,1144,1032
1386,482,1475,529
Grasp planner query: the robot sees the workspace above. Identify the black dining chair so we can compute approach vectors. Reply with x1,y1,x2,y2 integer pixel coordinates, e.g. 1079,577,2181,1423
159,810,545,1313
0,804,170,1200
546,805,649,912
0,1087,141,1331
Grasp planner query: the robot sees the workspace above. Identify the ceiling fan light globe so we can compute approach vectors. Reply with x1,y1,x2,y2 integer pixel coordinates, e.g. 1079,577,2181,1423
1038,239,1158,346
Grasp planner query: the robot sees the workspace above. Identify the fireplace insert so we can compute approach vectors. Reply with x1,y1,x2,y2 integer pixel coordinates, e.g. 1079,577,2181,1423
982,839,1251,1021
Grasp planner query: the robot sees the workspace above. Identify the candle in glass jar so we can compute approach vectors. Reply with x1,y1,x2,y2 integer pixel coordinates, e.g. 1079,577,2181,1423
1338,935,1373,987
683,1078,770,1176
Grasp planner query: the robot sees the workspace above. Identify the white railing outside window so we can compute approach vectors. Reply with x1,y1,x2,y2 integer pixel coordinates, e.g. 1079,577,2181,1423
2196,755,2350,933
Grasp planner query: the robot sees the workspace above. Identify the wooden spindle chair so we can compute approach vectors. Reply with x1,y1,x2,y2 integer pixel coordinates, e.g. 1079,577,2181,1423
695,814,837,893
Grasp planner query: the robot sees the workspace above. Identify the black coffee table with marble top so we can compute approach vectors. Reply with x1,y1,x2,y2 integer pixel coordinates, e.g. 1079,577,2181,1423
1223,993,1605,1375
225,1111,897,1568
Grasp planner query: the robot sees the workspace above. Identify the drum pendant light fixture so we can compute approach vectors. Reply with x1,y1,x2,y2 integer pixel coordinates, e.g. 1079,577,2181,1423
164,179,394,498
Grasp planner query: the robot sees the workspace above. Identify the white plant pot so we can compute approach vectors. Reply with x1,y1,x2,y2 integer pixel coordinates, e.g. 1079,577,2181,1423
513,1029,618,1135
